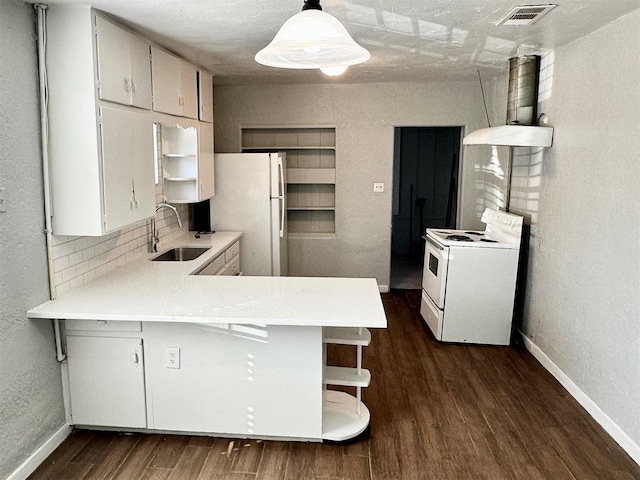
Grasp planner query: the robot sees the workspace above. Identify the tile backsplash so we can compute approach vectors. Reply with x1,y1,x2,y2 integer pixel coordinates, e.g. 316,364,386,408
50,125,190,298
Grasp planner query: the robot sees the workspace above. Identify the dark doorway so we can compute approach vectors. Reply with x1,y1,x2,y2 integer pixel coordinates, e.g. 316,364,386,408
390,126,462,289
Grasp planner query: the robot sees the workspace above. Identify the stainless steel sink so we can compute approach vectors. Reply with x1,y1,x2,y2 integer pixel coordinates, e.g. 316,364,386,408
151,247,210,262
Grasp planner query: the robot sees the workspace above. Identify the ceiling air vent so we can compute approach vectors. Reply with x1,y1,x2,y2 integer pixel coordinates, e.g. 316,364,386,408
497,4,557,26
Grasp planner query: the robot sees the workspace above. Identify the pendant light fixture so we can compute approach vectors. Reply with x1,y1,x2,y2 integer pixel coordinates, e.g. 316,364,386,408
255,0,370,71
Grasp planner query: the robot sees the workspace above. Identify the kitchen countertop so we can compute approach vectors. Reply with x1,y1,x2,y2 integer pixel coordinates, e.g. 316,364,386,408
28,231,387,328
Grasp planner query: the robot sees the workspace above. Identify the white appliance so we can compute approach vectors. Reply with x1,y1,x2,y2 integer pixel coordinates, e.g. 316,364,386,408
210,152,287,276
420,208,524,345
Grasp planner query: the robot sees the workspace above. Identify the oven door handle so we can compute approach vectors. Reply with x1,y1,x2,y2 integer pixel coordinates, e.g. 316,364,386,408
425,235,444,251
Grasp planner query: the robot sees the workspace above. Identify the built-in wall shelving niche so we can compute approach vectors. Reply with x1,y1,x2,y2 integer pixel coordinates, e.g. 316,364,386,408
242,127,336,235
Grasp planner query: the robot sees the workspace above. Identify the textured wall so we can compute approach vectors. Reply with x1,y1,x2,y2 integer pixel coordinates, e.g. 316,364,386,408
0,0,66,477
510,10,640,453
214,81,496,284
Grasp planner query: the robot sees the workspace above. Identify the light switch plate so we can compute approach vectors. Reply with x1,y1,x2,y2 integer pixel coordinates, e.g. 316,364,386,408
373,183,384,193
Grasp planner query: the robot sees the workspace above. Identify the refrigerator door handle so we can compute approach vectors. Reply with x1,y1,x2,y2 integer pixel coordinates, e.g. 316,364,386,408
278,155,286,238
279,195,285,238
278,156,285,197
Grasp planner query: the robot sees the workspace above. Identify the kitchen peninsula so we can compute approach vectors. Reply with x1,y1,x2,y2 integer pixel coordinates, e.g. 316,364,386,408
28,232,387,443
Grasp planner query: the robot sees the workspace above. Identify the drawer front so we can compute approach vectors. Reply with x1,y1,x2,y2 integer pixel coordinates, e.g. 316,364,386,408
224,241,239,263
420,290,443,341
220,256,240,276
65,319,142,332
198,254,225,275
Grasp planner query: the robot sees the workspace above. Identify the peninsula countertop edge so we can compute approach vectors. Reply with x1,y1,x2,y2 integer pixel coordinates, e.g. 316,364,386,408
28,231,388,328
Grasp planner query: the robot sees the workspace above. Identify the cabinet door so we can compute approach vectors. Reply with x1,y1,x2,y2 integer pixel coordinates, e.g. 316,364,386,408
96,16,152,110
100,106,136,233
130,114,156,222
198,122,214,200
100,106,155,232
198,71,213,123
66,336,146,428
180,61,198,119
151,47,181,116
128,34,152,109
96,16,132,106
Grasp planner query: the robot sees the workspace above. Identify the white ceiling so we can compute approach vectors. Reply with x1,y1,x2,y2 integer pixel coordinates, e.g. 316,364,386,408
35,0,640,85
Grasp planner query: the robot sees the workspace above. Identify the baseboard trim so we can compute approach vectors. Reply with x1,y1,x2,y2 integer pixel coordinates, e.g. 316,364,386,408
521,332,640,466
7,423,71,480
378,285,389,293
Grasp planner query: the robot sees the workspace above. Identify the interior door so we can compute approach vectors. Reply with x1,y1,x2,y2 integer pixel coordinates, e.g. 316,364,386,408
392,127,461,257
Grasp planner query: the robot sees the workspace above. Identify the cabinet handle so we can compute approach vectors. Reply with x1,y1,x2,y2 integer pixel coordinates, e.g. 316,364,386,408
131,79,137,96
129,199,135,213
123,78,131,93
134,352,139,363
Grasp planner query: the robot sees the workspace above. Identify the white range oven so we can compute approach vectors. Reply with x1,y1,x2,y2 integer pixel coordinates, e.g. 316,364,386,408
420,208,524,345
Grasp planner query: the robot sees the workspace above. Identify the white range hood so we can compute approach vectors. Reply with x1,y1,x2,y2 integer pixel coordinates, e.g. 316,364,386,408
463,125,554,147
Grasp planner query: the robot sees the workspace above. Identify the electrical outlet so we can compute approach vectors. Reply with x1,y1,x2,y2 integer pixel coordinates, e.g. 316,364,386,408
373,182,384,193
165,346,180,369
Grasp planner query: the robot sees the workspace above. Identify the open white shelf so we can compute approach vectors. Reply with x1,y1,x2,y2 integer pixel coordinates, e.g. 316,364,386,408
324,366,370,388
243,146,335,151
323,327,371,346
322,390,370,442
287,168,335,184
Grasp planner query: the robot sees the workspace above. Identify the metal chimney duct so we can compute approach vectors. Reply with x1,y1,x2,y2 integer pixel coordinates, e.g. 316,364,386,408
506,55,540,125
463,53,553,147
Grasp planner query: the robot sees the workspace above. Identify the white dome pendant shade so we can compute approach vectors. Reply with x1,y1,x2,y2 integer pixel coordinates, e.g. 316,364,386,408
255,0,370,70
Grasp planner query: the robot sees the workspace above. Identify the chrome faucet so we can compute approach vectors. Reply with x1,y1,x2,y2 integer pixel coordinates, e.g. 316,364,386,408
150,202,183,253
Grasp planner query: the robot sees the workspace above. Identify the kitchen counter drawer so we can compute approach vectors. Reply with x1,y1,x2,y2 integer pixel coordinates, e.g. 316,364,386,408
225,240,240,263
198,240,241,276
198,254,226,276
220,256,240,276
65,319,142,332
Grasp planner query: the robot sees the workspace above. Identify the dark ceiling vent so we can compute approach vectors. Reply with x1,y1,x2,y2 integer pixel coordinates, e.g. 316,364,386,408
497,4,557,26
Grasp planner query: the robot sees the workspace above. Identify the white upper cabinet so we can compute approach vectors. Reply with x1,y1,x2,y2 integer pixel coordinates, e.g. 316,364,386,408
151,47,198,119
198,70,214,123
46,6,156,236
95,15,152,109
101,106,156,232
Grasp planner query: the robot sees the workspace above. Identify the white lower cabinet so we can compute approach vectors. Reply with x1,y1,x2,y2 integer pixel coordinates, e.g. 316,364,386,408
66,336,146,428
144,323,323,439
196,241,240,276
63,321,326,439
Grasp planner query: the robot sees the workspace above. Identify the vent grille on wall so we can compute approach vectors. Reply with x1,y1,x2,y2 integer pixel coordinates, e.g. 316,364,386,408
497,4,557,26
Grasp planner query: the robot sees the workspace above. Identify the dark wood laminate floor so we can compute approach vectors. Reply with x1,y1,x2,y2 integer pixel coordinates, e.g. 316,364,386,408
29,290,640,480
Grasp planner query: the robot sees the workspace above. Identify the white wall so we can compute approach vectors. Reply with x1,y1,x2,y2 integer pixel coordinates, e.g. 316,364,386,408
510,9,640,460
0,1,66,477
214,81,496,285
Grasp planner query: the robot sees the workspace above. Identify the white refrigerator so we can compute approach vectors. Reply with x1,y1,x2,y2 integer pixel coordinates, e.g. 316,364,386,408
210,152,288,276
